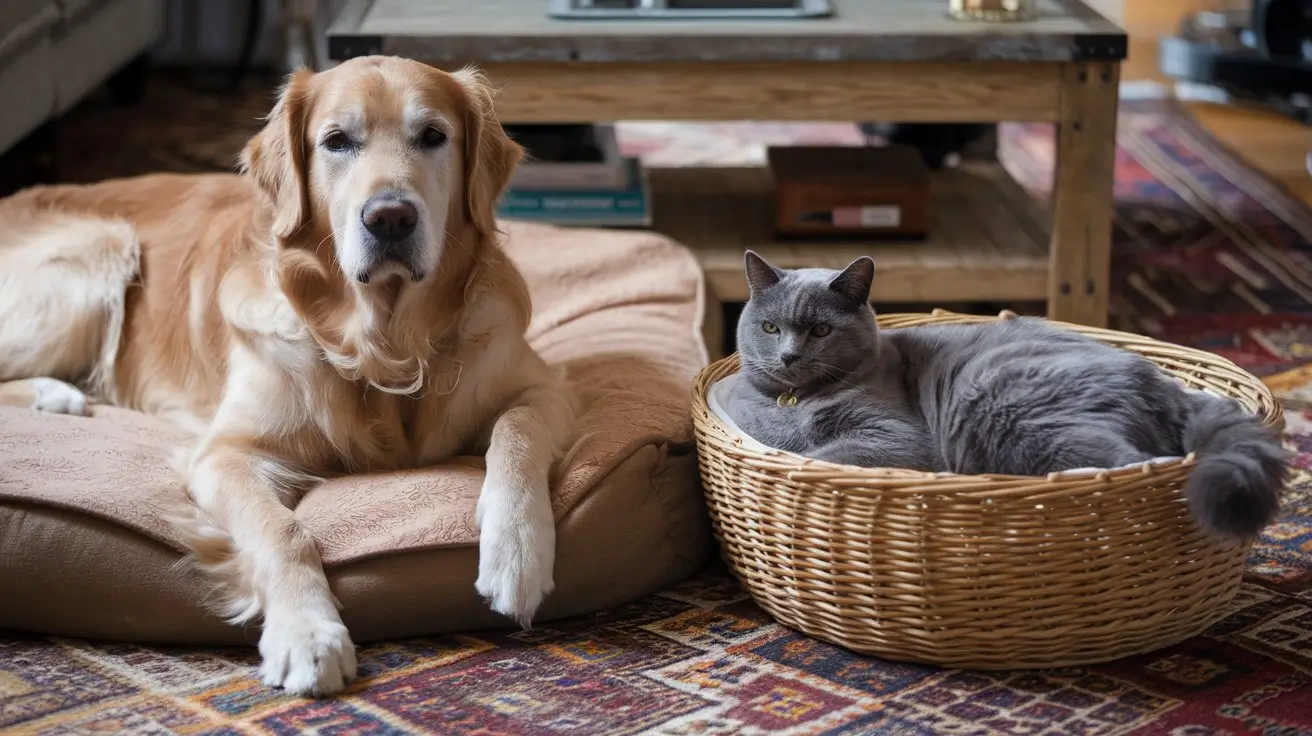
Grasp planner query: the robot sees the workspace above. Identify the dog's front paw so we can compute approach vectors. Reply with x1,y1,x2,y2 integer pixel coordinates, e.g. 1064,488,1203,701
29,377,89,416
475,490,556,628
258,609,357,697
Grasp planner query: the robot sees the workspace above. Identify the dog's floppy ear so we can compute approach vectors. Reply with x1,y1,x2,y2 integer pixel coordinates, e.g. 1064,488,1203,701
451,67,523,241
241,68,314,240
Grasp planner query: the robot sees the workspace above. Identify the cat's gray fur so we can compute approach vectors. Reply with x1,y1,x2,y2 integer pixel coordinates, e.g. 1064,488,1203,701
726,251,1289,541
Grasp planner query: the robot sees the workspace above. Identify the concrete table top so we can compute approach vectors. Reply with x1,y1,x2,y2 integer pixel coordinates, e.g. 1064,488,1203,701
328,0,1127,64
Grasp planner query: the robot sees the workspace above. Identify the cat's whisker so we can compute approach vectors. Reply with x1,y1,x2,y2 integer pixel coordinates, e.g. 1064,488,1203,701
812,361,862,390
743,358,789,386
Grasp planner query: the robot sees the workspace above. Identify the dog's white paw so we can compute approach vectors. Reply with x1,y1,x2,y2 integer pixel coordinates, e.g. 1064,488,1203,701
258,610,357,697
29,378,89,416
475,489,556,628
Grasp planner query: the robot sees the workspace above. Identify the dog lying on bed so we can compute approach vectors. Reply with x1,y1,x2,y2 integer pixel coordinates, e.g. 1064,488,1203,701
0,56,575,696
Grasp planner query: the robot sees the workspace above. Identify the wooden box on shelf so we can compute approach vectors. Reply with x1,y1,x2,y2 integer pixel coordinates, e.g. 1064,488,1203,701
768,145,932,240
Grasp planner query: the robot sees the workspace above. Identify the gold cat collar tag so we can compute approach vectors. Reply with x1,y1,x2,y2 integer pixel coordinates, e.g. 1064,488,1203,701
777,391,799,408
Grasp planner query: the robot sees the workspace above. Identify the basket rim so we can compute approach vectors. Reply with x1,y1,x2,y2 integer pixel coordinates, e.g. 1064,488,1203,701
691,309,1282,495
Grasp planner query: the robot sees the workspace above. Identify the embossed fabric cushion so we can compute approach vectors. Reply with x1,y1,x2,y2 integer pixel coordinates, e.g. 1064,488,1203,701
0,221,713,645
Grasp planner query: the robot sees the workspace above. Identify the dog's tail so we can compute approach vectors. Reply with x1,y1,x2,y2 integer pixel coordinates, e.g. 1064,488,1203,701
1181,392,1290,540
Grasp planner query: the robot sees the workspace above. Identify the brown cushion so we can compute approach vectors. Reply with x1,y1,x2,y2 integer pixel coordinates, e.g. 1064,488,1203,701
0,222,713,645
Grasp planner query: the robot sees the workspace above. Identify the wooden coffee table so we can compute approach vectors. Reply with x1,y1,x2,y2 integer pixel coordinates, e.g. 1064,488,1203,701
329,0,1126,331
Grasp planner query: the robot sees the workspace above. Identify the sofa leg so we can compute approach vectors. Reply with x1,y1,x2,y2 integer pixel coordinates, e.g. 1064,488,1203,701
107,53,151,107
0,121,58,198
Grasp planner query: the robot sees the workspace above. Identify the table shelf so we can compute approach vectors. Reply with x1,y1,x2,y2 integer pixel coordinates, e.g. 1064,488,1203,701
647,162,1053,304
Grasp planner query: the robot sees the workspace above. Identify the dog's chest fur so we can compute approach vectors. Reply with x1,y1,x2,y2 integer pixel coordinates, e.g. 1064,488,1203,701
230,288,529,475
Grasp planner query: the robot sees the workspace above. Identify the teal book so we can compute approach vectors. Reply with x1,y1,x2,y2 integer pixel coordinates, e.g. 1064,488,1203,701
498,158,650,227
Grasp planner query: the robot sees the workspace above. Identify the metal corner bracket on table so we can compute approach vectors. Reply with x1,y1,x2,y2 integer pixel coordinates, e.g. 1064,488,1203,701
328,0,1127,342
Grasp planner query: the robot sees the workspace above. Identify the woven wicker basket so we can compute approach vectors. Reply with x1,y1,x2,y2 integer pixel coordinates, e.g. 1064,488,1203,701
692,309,1282,669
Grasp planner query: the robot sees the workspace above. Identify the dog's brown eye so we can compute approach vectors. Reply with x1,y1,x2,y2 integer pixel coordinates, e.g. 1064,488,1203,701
762,321,779,334
812,324,831,337
323,130,352,152
420,127,447,149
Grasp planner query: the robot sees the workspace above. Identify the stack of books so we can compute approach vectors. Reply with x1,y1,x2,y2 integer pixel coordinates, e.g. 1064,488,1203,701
497,124,651,228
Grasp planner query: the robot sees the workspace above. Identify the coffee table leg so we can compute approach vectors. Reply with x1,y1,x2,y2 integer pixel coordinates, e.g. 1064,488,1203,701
1048,61,1120,327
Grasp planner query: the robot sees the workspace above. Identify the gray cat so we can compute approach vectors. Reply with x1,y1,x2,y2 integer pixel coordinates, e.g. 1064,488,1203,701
725,251,1289,541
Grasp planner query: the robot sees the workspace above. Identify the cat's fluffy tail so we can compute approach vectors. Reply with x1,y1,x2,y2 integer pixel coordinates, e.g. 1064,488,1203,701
1181,393,1289,540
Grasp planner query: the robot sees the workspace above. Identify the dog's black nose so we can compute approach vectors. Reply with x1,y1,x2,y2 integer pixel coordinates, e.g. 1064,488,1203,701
362,195,418,242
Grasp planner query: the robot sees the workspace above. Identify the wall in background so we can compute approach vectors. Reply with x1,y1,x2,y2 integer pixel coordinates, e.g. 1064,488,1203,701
1085,0,1123,23
1122,0,1217,82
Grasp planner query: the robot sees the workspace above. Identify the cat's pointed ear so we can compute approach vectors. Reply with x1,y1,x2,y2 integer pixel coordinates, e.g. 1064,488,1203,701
828,256,875,308
744,250,783,295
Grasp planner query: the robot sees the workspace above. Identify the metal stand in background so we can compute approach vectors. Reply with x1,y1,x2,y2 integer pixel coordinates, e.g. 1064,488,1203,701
280,0,321,72
174,0,266,94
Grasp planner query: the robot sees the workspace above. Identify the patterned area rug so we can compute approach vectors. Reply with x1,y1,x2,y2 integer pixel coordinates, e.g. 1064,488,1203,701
3,74,1312,734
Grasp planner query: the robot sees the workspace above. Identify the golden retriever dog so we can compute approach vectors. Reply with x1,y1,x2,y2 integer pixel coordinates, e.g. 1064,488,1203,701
0,56,575,696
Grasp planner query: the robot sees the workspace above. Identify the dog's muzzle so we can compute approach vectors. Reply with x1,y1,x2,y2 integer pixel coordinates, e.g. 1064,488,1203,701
358,190,424,283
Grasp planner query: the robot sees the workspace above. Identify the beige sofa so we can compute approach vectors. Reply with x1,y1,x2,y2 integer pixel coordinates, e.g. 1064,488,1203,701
0,0,164,155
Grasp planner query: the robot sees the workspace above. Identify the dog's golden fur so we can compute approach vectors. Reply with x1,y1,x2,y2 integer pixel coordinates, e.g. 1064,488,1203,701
0,57,575,696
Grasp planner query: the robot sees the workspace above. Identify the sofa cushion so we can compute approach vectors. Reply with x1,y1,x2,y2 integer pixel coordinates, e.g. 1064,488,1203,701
52,0,104,24
51,0,163,114
0,221,713,645
0,0,57,66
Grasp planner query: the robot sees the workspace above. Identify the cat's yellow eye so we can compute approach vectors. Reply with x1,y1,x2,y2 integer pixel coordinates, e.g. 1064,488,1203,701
811,324,832,337
762,321,779,334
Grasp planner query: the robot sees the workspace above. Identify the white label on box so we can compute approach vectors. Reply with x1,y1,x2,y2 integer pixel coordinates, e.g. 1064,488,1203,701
859,206,901,228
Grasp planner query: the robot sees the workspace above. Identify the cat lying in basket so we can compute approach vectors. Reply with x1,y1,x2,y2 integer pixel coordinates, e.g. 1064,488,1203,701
721,251,1289,542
